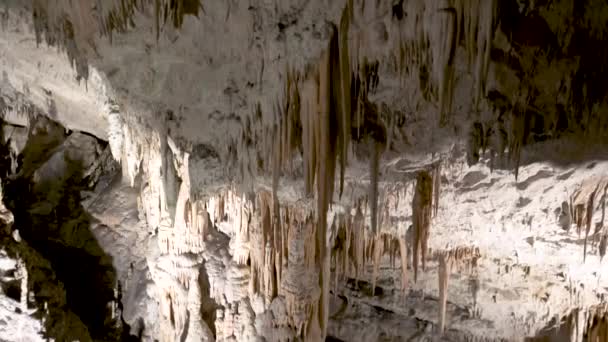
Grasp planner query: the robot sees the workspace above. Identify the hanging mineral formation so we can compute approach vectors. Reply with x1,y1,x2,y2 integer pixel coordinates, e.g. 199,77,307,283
412,170,434,282
438,254,449,334
31,0,202,82
435,246,481,334
571,178,608,261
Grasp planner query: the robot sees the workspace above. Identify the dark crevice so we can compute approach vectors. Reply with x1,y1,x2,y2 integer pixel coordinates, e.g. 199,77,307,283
346,278,384,297
199,262,219,338
0,116,135,341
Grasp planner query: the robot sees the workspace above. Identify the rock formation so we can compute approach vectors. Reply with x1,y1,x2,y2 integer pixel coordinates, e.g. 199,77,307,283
0,0,607,341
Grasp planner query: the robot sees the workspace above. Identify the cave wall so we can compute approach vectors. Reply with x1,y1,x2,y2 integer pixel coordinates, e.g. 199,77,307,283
0,0,608,341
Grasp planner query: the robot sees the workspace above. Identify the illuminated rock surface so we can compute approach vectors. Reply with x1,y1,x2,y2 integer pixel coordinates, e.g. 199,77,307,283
0,1,608,341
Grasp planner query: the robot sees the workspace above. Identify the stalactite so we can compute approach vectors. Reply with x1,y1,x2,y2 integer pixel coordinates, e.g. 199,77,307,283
370,142,381,235
30,0,201,82
398,236,408,291
338,3,352,198
437,7,456,126
407,0,497,124
437,246,481,268
571,179,608,261
583,186,598,262
471,0,496,109
432,162,441,217
331,215,347,292
300,73,318,195
539,304,608,341
412,170,433,282
435,246,481,335
600,234,607,261
371,233,382,296
438,254,449,334
353,203,365,283
313,25,339,339
510,109,525,180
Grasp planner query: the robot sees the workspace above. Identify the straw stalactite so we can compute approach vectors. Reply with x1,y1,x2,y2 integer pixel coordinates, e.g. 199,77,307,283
438,254,449,334
398,235,408,290
370,142,381,235
432,162,441,217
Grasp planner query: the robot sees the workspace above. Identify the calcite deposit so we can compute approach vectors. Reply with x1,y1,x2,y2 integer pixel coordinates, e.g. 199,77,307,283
0,0,607,341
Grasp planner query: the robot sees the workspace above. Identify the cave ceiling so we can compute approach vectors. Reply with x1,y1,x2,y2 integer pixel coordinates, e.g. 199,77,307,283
0,0,608,341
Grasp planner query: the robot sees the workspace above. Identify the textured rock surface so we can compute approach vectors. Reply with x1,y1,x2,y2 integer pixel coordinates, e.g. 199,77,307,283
0,0,608,341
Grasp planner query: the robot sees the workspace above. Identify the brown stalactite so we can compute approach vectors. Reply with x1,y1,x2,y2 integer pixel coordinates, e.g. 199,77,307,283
338,3,352,199
432,163,441,217
438,254,449,334
412,170,433,283
435,246,481,335
370,142,381,235
571,179,608,262
583,185,598,262
398,236,408,291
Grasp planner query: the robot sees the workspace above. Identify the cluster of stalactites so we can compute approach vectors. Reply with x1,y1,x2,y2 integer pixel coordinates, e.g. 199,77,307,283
236,189,333,340
435,246,481,334
261,6,358,338
248,191,286,304
534,304,608,341
330,204,409,295
393,0,496,124
437,0,497,122
328,163,441,296
569,177,608,262
583,304,608,340
255,1,354,197
31,0,92,82
30,0,202,82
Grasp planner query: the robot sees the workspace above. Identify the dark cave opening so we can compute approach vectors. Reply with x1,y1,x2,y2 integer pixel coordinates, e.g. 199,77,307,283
0,117,136,341
1,278,21,303
3,164,124,340
199,262,219,339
